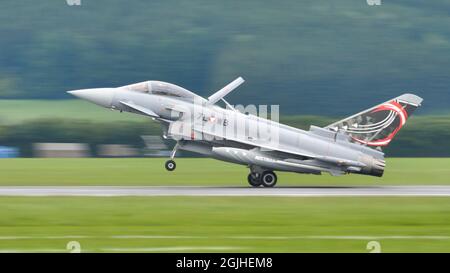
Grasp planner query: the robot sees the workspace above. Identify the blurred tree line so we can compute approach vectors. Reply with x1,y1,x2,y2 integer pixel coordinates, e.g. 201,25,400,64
0,116,448,157
0,1,448,157
0,119,160,157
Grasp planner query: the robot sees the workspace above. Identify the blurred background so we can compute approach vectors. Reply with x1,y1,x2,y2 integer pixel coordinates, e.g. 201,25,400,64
0,0,449,158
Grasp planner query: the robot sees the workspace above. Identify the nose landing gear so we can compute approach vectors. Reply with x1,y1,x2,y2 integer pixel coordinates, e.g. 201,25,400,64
165,160,176,171
165,143,179,171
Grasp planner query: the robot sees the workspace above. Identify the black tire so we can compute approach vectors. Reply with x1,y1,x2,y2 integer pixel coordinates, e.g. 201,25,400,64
165,160,176,171
247,173,262,187
261,171,277,187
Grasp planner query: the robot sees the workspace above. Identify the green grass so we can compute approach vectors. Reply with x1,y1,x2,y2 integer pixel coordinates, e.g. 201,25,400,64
0,100,146,124
0,158,449,186
0,158,448,253
1,196,450,252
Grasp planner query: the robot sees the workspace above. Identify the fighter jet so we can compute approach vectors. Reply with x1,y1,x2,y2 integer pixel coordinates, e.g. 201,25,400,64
68,77,422,187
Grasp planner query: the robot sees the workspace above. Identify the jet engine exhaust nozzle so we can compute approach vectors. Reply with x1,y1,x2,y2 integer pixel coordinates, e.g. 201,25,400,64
355,156,385,177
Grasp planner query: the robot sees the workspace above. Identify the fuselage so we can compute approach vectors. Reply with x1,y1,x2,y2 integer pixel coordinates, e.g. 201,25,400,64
67,79,423,187
108,87,385,177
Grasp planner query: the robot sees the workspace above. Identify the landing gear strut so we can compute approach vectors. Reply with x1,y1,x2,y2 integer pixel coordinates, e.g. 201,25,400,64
165,143,178,171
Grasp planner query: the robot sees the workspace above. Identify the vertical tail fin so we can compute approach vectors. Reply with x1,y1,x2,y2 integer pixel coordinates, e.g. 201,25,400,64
325,94,423,147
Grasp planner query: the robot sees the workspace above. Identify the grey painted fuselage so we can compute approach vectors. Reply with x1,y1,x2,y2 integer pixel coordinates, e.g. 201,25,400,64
68,79,422,180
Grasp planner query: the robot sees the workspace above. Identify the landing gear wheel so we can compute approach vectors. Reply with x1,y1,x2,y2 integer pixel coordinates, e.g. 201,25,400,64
261,171,277,187
247,173,262,187
165,160,176,171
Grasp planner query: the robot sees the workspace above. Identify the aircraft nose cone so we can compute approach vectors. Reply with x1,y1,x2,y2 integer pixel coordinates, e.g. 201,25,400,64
67,88,115,108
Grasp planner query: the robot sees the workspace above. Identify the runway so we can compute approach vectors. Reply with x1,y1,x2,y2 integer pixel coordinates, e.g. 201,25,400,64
0,186,450,197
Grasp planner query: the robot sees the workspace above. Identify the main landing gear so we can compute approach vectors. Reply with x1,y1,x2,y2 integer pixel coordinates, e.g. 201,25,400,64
165,143,178,171
247,169,277,188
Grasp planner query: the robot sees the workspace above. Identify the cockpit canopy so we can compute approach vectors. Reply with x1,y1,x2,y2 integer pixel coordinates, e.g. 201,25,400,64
120,81,205,102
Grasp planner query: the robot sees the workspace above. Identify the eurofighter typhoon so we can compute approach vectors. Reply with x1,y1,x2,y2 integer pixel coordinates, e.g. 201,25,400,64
68,77,422,187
